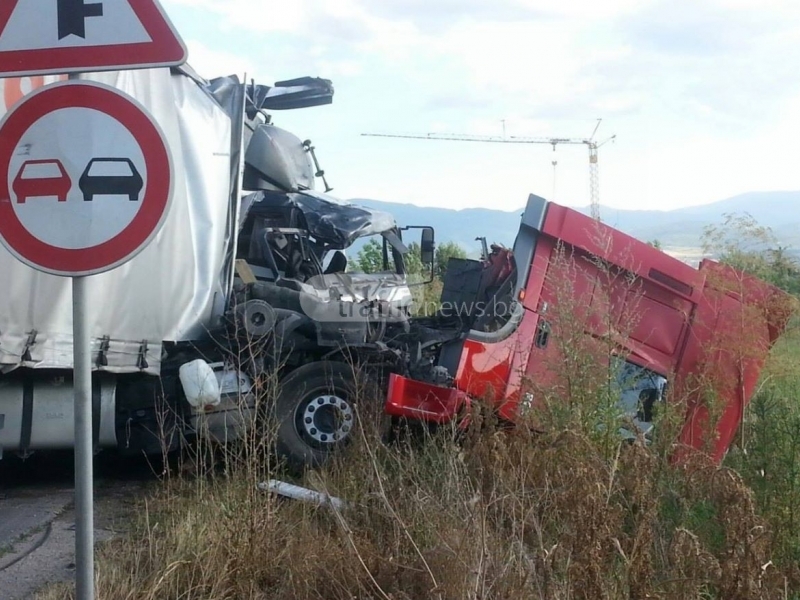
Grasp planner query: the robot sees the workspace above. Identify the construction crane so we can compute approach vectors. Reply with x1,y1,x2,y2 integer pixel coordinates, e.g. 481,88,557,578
362,119,615,220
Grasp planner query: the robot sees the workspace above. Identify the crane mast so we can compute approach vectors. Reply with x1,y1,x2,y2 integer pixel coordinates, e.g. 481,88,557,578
362,121,615,220
589,145,600,220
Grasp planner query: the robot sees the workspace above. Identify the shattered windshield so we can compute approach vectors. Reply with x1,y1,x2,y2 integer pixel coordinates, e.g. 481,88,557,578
614,359,668,434
242,190,397,249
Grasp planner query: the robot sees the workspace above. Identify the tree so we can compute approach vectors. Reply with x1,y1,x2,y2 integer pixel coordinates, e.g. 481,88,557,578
765,246,800,295
435,241,467,280
354,239,383,274
403,241,444,315
701,212,800,295
648,239,663,250
404,242,424,277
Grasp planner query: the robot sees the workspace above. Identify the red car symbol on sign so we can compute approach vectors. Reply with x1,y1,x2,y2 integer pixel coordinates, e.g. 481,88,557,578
12,159,72,203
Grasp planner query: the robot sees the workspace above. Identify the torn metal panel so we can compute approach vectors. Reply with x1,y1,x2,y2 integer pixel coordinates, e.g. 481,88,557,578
244,190,398,249
247,77,334,112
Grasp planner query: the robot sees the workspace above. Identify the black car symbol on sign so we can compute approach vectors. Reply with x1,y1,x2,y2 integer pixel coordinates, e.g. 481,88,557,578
79,157,144,202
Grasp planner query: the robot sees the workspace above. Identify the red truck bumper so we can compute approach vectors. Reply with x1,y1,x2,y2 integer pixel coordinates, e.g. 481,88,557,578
384,373,468,423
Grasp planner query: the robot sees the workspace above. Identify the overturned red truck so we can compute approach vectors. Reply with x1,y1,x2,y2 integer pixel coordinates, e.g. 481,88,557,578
383,194,793,463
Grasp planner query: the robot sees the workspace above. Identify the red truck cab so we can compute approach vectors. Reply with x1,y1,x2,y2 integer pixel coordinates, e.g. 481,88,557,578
386,195,792,462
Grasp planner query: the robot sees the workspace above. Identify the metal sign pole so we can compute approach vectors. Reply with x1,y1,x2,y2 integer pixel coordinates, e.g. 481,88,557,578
72,275,94,600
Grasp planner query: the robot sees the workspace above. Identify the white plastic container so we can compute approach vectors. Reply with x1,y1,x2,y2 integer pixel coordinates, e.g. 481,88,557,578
179,359,221,408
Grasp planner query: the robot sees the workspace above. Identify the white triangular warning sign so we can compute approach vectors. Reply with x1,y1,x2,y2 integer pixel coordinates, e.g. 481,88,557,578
0,0,187,77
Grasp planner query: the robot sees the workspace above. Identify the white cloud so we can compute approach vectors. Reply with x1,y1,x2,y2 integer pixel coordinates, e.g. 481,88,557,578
184,40,257,81
161,0,800,212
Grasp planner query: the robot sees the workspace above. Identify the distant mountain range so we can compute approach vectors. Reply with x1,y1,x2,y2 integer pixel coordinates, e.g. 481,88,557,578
353,191,800,259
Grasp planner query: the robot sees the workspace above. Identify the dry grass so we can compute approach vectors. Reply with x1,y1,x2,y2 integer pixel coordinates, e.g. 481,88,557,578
38,397,799,600
37,249,800,600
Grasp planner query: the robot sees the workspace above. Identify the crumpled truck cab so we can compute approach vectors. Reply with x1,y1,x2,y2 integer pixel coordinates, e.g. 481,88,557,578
385,194,793,462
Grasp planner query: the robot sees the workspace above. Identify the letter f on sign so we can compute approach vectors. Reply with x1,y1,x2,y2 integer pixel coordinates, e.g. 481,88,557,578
57,0,104,40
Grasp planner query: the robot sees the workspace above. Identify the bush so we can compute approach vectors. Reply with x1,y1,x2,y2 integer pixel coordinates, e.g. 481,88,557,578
725,322,800,580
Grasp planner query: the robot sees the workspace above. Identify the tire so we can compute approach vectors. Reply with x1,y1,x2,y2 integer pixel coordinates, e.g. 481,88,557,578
275,361,361,469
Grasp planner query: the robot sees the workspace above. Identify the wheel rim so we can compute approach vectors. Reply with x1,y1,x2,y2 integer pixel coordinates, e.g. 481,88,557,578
296,392,354,447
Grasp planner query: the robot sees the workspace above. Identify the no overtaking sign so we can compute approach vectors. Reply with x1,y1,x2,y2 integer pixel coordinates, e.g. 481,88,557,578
0,80,173,276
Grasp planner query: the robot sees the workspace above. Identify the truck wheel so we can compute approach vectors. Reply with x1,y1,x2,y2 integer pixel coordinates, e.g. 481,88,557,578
275,361,361,469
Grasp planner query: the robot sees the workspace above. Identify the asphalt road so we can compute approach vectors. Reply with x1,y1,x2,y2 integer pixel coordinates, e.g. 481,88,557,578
0,452,156,599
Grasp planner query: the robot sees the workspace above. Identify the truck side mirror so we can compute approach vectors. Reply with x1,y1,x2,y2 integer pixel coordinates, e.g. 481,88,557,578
420,227,435,265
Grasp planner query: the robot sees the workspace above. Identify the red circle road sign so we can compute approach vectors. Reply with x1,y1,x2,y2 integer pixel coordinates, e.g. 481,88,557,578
0,80,173,276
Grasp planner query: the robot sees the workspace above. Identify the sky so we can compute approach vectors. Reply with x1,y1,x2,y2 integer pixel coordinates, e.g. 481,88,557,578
161,0,800,214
